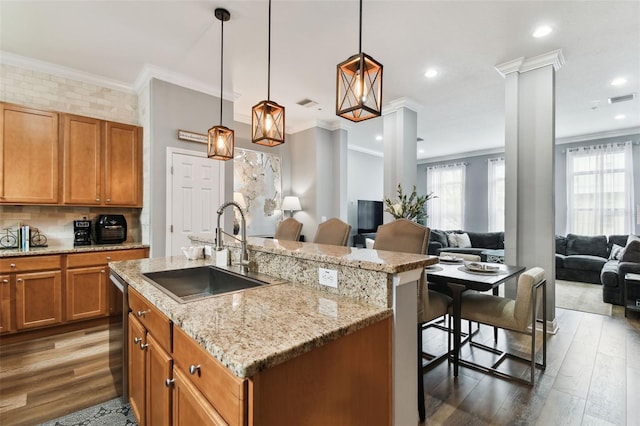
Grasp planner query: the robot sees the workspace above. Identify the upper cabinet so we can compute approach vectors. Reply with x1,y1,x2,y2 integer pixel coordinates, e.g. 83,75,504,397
0,103,60,204
63,115,142,207
0,103,142,208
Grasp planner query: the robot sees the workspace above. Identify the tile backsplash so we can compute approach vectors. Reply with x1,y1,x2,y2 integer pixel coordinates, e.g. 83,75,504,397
0,206,141,246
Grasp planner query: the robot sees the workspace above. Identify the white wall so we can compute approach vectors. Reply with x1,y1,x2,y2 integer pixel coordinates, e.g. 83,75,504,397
347,150,384,242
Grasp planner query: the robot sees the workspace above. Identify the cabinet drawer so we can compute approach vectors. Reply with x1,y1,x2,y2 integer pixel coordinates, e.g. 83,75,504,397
128,287,171,353
0,255,62,273
66,248,147,268
173,326,246,426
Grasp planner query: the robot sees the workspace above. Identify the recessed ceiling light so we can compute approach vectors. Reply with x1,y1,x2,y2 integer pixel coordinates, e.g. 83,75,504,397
424,68,438,78
532,25,552,38
615,114,626,120
611,77,627,86
375,135,383,141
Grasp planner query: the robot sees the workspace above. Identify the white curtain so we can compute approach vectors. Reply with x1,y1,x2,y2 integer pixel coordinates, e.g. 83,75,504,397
566,142,635,235
487,157,505,232
426,162,466,230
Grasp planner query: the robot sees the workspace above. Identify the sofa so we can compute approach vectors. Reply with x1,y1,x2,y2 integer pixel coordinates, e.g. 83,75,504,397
555,233,640,305
427,229,504,259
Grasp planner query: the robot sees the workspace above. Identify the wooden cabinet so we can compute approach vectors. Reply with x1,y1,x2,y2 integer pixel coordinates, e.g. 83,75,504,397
0,274,12,333
66,248,148,322
62,114,102,205
0,103,60,204
104,121,142,207
128,288,173,426
173,366,227,426
63,115,142,207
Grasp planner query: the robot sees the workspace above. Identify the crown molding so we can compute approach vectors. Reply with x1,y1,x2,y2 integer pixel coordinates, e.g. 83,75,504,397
348,144,383,158
0,51,136,94
384,97,423,114
556,126,640,144
495,49,564,78
134,63,239,101
417,146,504,164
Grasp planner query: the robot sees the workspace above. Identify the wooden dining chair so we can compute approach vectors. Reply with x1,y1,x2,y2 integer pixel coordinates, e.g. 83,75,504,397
274,218,303,241
457,266,547,385
373,219,451,422
312,218,351,246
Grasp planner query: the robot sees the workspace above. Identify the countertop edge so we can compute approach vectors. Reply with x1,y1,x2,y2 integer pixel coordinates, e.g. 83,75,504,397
0,242,149,257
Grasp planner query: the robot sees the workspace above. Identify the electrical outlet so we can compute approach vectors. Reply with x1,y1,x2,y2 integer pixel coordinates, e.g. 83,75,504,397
318,268,338,288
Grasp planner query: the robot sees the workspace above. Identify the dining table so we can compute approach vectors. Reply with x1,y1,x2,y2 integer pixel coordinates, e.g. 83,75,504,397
426,260,526,376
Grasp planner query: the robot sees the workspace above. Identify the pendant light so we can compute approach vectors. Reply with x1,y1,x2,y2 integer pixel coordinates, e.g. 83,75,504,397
251,0,285,146
208,8,234,160
336,0,383,122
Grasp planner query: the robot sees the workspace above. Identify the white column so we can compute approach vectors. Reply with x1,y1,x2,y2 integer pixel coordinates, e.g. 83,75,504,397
383,98,420,222
391,268,421,426
496,50,564,330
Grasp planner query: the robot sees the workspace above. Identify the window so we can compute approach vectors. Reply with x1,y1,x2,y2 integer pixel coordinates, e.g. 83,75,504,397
426,163,466,230
488,157,505,232
566,142,635,235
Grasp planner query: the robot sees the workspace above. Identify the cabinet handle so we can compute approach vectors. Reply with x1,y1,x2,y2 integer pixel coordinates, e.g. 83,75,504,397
165,378,175,387
17,278,23,283
106,256,112,261
106,199,111,202
136,310,148,318
100,270,106,274
2,279,8,284
96,198,100,202
189,364,201,375
10,263,16,268
139,343,148,350
133,337,142,344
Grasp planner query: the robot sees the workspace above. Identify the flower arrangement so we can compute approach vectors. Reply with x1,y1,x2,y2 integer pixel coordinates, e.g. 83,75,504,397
383,184,436,224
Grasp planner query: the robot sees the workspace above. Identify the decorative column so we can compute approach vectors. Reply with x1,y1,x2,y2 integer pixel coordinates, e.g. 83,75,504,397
383,98,420,221
496,49,564,331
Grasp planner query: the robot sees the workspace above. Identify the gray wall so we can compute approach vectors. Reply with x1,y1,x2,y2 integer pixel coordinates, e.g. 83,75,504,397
418,133,640,236
347,150,384,241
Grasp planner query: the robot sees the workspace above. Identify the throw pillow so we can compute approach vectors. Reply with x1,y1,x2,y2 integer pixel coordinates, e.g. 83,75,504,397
626,234,640,246
365,238,375,249
447,232,458,247
621,240,640,263
609,244,624,260
454,233,472,248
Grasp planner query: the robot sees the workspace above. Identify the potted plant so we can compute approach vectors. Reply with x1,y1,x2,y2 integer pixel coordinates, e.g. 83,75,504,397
384,184,436,225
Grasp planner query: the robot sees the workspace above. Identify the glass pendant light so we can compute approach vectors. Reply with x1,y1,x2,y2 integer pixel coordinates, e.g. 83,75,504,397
208,8,234,160
251,0,285,146
336,0,383,122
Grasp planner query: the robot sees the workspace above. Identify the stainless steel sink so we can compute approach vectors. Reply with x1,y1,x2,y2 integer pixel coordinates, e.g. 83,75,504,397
142,265,287,303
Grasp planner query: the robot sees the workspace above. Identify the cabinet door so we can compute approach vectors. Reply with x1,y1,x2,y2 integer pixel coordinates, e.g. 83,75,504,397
146,334,172,426
104,121,141,206
128,314,147,426
65,266,108,321
0,103,59,204
0,275,11,333
15,270,62,329
173,367,227,426
62,114,102,204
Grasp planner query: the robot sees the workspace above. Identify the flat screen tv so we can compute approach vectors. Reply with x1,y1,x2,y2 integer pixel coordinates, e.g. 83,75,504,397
357,200,383,234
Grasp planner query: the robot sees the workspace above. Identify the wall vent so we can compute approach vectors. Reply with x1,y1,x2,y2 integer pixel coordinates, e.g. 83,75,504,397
608,93,635,104
296,98,319,108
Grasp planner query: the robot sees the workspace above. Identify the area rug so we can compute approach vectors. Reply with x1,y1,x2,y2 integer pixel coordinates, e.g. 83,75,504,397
39,397,136,426
555,279,612,316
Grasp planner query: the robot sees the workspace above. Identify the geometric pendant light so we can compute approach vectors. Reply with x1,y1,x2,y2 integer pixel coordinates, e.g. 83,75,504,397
336,0,383,122
251,0,285,146
208,8,234,160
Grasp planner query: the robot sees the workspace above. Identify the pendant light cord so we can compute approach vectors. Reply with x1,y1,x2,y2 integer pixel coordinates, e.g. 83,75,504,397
267,0,272,101
359,0,363,53
220,17,224,125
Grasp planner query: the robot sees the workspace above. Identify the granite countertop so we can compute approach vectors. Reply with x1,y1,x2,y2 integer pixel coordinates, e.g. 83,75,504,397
0,242,148,257
110,255,394,378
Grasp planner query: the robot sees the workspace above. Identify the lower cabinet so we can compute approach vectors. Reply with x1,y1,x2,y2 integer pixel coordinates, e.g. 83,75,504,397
173,366,228,425
65,266,107,321
16,270,63,330
128,313,147,425
0,274,12,333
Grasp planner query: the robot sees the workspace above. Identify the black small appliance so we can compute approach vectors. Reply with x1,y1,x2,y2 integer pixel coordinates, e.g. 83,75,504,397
94,215,127,244
73,218,92,246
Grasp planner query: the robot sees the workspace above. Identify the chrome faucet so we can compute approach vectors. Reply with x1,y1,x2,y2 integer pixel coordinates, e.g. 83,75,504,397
216,201,250,270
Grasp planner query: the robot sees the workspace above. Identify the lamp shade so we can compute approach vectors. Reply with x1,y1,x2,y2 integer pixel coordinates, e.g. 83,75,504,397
208,125,234,160
252,99,285,146
336,52,383,122
282,196,301,212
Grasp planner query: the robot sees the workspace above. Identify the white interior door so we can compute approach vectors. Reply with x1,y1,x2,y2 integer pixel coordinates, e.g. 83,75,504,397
167,149,224,256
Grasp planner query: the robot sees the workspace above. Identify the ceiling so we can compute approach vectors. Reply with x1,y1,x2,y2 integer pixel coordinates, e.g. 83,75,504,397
1,1,639,160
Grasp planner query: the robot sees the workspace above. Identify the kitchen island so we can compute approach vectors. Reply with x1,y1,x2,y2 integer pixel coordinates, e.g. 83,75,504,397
111,236,437,425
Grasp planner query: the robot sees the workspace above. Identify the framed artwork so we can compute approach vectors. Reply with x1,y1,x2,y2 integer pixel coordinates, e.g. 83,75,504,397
233,148,282,236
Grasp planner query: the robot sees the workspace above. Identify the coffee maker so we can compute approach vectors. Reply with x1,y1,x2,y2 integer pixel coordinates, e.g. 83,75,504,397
73,218,92,246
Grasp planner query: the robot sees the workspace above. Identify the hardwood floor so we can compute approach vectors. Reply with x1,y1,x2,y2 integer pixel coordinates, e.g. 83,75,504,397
0,305,637,426
0,324,122,426
421,305,640,425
